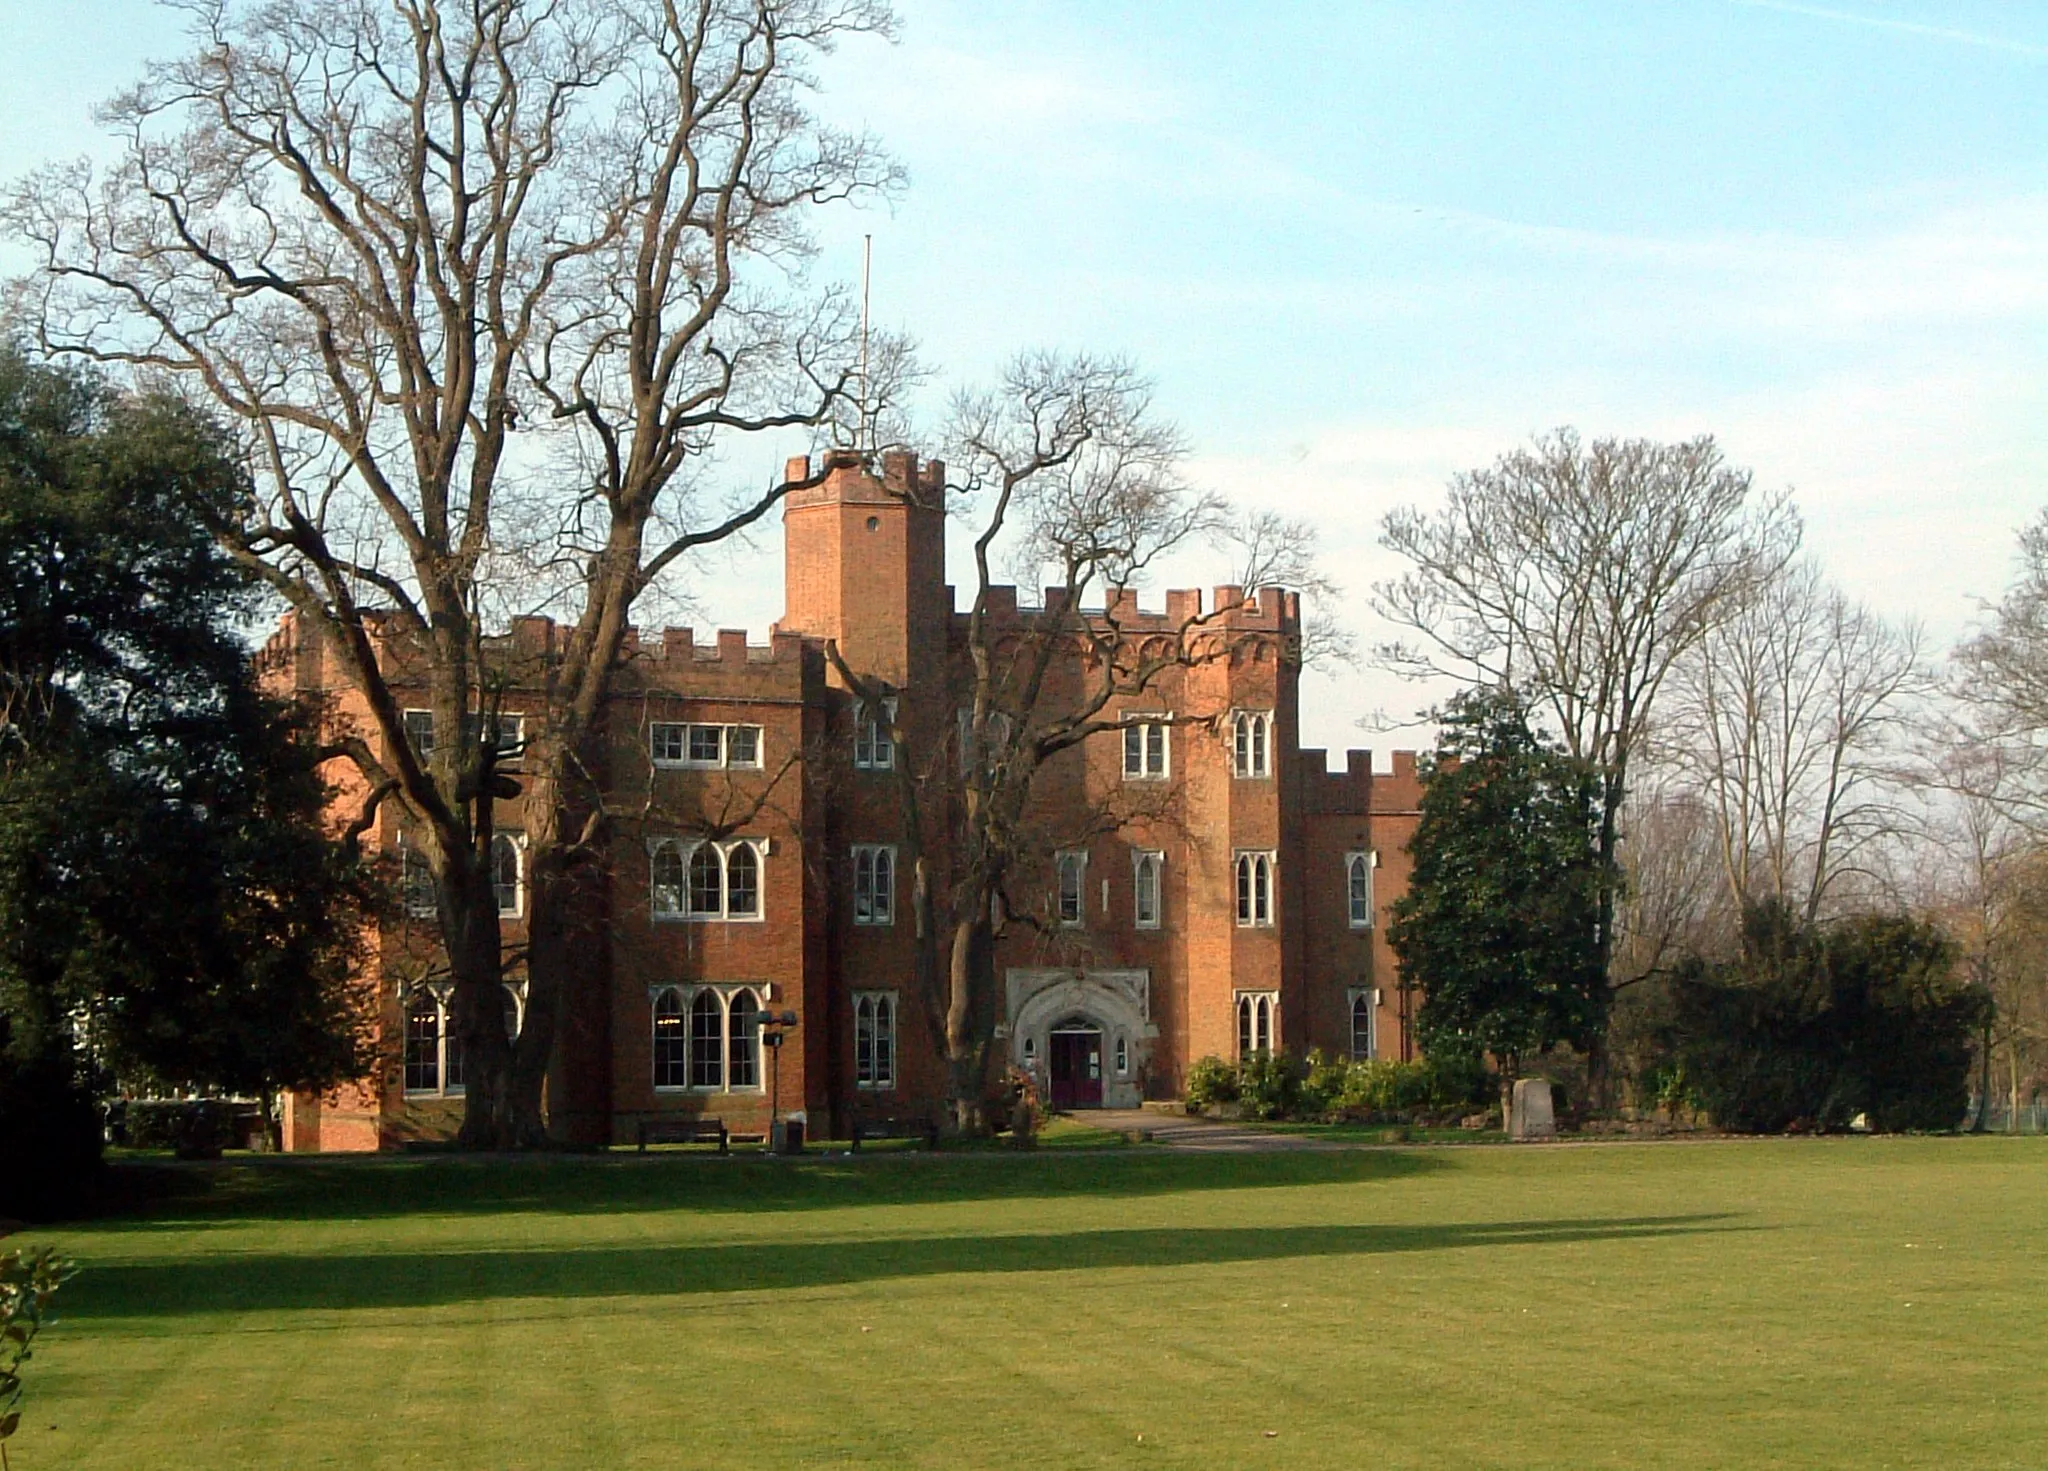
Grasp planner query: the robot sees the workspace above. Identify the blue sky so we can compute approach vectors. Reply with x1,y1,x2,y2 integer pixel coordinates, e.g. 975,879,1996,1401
3,0,2044,754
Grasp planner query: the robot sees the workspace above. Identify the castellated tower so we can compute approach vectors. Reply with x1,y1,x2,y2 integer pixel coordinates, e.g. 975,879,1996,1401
777,446,948,688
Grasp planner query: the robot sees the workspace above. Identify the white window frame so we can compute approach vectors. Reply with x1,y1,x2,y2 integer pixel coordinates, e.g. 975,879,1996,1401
482,712,525,766
854,990,898,1090
648,984,767,1094
400,840,437,918
854,698,898,771
1132,849,1164,930
1114,1034,1130,1076
1346,850,1376,929
1122,715,1170,780
649,721,765,771
1232,709,1273,778
401,986,465,1097
1235,990,1278,1058
647,838,769,923
402,708,436,761
1348,986,1379,1062
852,844,896,926
1056,850,1088,927
491,832,526,918
1234,850,1276,928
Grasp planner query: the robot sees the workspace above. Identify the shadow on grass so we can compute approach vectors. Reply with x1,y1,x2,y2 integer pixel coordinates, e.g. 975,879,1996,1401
85,1148,1450,1229
66,1213,1748,1320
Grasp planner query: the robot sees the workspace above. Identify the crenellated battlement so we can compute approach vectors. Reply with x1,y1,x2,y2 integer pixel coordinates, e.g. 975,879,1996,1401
782,446,947,509
1296,747,1425,815
953,582,1302,634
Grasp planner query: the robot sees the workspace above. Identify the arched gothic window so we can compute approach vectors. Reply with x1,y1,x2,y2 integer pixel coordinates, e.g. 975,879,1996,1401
652,988,688,1088
727,988,761,1089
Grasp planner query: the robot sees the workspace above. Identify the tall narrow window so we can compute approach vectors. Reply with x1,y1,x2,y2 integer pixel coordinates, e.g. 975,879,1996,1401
688,846,724,916
725,844,760,917
855,698,897,770
1235,851,1274,927
1122,719,1168,779
1347,852,1374,928
404,993,441,1092
1114,1035,1130,1075
1133,851,1163,929
651,843,686,917
402,846,437,917
652,988,688,1087
502,986,523,1042
855,992,897,1088
1350,988,1377,1062
492,834,522,917
726,988,761,1089
1057,851,1086,926
689,989,724,1089
853,845,895,925
1233,711,1272,778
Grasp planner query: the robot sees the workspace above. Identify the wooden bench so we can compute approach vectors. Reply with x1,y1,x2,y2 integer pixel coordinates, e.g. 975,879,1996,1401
637,1116,728,1153
850,1117,940,1152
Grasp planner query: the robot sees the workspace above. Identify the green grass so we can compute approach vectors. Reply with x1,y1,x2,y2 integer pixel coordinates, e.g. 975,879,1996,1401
15,1137,2048,1469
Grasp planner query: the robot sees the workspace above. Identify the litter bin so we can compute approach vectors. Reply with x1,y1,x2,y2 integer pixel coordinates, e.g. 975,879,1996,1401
770,1119,804,1155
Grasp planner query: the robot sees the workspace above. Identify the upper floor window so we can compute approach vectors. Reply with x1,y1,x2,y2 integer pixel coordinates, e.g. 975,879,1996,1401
401,844,437,918
855,698,897,770
403,709,436,761
649,838,767,921
1347,851,1375,928
1236,990,1277,1058
1235,851,1275,927
1349,987,1378,1061
650,722,764,770
651,985,765,1092
1122,719,1169,780
481,712,524,764
1133,850,1163,930
853,845,895,926
1232,710,1272,778
1056,850,1087,927
491,833,523,918
855,991,897,1089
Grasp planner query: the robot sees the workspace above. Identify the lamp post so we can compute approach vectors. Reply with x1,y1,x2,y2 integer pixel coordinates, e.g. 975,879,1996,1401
762,1008,800,1153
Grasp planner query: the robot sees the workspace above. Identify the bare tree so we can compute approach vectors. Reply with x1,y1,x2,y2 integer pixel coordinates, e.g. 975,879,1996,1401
1664,559,1930,925
4,0,896,1145
831,353,1330,1130
1374,429,1799,1058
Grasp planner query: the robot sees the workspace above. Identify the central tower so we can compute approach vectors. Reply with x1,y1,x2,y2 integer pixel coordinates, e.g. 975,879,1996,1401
777,447,948,687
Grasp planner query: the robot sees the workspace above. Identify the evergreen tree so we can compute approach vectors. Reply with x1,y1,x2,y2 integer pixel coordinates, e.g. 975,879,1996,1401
0,349,374,1209
1387,687,1609,1114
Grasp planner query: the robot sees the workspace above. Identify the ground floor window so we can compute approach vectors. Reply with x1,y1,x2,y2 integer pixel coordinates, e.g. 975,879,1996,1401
854,991,897,1089
1236,990,1277,1058
402,989,463,1096
1348,986,1378,1061
651,984,765,1092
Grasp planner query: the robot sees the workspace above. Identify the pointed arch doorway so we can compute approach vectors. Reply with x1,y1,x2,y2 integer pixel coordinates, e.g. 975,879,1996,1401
1046,1017,1104,1110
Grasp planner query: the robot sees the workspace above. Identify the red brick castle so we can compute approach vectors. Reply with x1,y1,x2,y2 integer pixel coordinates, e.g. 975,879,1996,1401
269,449,1423,1150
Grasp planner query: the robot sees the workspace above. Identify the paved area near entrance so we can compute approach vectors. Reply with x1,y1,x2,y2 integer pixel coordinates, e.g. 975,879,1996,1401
1084,1109,1338,1151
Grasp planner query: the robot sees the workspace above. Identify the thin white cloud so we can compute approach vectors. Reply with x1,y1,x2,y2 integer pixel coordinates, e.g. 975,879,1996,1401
1728,0,2048,60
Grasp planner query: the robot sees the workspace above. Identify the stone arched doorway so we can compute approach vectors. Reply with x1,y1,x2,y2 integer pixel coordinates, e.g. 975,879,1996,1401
1005,969,1154,1109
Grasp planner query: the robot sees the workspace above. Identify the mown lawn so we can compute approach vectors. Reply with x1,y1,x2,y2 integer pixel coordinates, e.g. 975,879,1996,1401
14,1136,2047,1469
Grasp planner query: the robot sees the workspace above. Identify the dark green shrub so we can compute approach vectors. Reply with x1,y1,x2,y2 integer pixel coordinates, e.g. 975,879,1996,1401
121,1099,242,1158
1301,1049,1350,1116
1184,1055,1238,1110
1236,1051,1305,1120
1670,903,1986,1133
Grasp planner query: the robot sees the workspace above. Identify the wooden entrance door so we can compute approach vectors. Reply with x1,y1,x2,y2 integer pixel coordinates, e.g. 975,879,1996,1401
1048,1027,1104,1110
